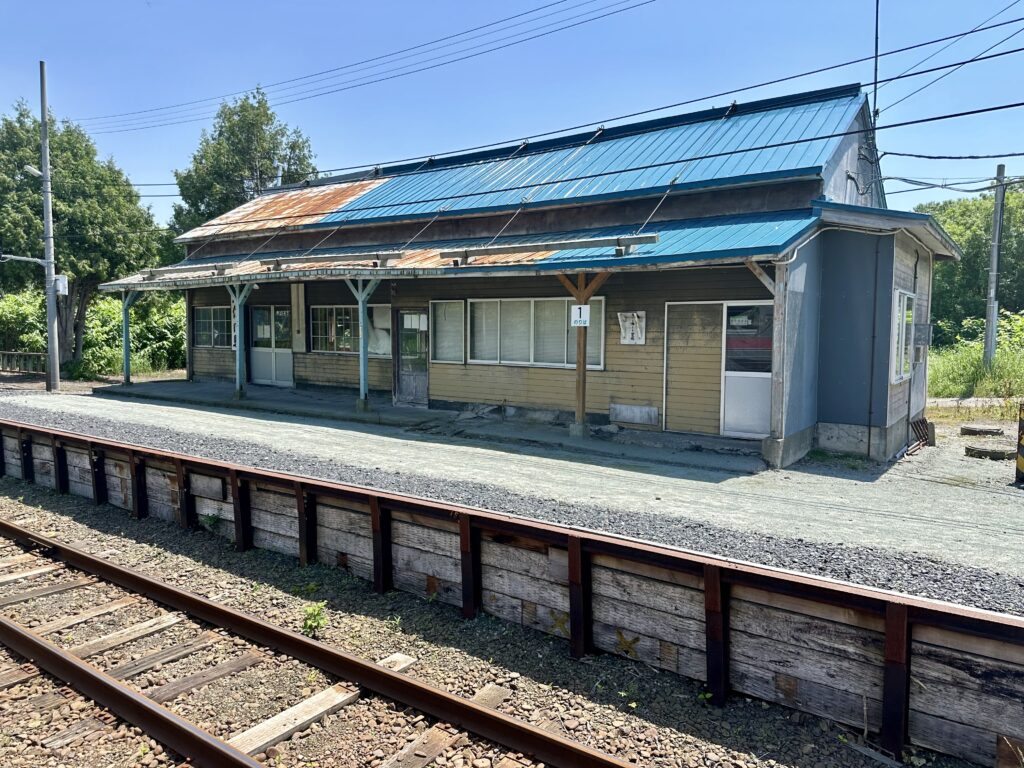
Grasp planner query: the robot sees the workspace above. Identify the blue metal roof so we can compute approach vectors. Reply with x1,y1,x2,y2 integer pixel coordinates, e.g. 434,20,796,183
309,85,865,227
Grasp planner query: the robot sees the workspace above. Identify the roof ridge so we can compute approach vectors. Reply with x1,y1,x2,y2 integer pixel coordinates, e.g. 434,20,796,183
269,83,863,194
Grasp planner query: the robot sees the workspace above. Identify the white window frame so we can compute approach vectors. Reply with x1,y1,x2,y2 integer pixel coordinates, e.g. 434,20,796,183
308,304,392,357
463,296,605,370
890,290,915,384
193,305,235,350
429,300,466,364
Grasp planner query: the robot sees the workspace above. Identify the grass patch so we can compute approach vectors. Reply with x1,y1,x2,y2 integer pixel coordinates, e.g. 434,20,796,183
928,345,1024,399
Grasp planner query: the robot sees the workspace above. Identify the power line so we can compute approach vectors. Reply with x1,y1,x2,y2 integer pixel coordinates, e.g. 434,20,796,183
881,22,1024,112
74,0,585,123
80,0,612,129
51,97,1024,240
60,14,1024,190
877,0,1021,90
89,1,656,135
70,42,1024,196
882,149,1024,159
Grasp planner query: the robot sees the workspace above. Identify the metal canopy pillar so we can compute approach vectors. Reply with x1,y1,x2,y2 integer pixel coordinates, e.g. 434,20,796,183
121,290,141,385
556,272,611,438
344,278,382,412
226,284,254,399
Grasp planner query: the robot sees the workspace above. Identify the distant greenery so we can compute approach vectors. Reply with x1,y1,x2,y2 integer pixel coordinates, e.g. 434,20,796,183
917,190,1023,347
0,288,185,380
927,310,1024,398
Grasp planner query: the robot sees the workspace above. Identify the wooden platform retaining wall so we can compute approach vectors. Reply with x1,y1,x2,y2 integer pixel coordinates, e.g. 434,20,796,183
1,423,1022,768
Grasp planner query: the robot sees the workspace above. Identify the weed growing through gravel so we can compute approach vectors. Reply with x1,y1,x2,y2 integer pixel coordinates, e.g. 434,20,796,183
301,601,328,638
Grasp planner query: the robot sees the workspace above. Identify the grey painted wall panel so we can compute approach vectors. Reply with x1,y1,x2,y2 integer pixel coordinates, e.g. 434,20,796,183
817,232,894,428
783,238,822,436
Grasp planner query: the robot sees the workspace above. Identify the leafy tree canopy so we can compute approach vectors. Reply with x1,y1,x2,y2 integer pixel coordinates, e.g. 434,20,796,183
170,88,317,237
916,189,1024,346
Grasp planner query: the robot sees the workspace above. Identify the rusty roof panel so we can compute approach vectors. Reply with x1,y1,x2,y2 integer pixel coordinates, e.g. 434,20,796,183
175,179,387,242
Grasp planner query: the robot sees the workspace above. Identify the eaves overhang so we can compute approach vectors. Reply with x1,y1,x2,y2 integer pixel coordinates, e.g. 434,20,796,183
813,200,962,260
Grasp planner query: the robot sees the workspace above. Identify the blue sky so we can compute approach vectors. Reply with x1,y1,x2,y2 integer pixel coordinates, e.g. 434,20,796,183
2,0,1022,225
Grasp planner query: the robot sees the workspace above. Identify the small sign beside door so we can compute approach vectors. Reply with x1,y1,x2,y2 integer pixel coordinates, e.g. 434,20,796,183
570,304,590,327
617,311,645,344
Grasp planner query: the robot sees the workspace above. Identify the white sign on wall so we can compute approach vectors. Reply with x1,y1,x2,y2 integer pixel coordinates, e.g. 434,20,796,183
570,304,590,327
617,311,646,345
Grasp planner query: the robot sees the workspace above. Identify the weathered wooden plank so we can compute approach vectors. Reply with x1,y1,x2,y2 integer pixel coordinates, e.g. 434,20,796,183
297,486,317,567
592,565,704,622
228,683,360,755
911,639,1024,698
251,486,296,516
730,629,884,699
390,508,459,534
481,564,569,613
42,717,106,748
251,508,298,539
316,502,370,535
371,497,392,594
148,650,264,704
732,584,884,632
70,613,182,658
316,527,373,562
33,596,137,635
252,527,299,557
105,631,221,680
731,661,883,732
910,676,1024,739
381,684,510,768
0,553,36,569
393,542,462,585
915,624,1024,668
316,546,373,581
704,564,729,706
392,519,460,559
908,709,996,766
393,569,461,607
196,496,234,522
592,619,706,680
0,563,60,586
65,448,90,470
881,603,910,758
593,593,704,651
481,540,568,585
730,599,884,666
0,577,93,608
189,472,226,501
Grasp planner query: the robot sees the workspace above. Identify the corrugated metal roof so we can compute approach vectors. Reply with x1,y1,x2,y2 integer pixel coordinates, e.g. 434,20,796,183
109,210,818,291
177,85,866,243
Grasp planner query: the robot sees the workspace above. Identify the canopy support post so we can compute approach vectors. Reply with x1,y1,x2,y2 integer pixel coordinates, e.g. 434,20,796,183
121,291,141,385
226,284,254,400
556,272,611,438
345,278,382,412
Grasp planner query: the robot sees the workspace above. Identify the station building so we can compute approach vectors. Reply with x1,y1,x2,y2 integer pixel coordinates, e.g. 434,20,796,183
101,84,960,467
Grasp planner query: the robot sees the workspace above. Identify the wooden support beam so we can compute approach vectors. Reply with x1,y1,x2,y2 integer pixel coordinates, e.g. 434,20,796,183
567,535,592,659
704,564,729,706
556,272,610,433
370,496,392,594
173,459,194,529
881,603,911,759
459,515,481,619
744,258,776,295
19,432,34,484
229,470,252,552
89,447,107,506
296,484,317,567
53,442,69,495
128,452,148,520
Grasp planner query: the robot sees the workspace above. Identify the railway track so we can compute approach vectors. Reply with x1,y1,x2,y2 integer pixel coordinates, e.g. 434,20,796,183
0,518,628,768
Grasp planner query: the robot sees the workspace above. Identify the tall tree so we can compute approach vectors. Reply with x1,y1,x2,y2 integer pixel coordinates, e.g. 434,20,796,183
916,190,1024,346
169,88,316,239
0,102,160,364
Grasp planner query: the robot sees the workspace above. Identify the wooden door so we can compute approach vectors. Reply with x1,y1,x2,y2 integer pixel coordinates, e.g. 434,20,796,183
664,304,723,434
395,310,428,406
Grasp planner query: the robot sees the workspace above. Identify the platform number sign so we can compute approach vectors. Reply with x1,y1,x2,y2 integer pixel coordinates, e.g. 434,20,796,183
570,304,590,327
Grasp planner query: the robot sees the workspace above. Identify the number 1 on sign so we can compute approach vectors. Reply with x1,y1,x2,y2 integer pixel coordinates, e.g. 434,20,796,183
570,304,590,327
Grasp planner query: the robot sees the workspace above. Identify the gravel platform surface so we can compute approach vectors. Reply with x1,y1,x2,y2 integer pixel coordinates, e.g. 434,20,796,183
0,486,971,768
0,392,1021,615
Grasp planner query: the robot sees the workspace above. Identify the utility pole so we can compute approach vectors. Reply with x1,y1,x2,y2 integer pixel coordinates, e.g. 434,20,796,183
983,164,1006,367
39,60,60,392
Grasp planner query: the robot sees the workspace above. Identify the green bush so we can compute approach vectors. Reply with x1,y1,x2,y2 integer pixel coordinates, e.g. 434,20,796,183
928,310,1024,398
0,288,186,379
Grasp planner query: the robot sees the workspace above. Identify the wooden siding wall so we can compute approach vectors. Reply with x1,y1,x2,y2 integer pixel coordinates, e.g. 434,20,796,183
4,428,1021,767
664,304,723,433
888,236,932,427
395,269,769,419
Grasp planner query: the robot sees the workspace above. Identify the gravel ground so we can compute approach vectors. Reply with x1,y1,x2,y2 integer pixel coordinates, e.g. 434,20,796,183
0,486,972,768
0,391,1021,615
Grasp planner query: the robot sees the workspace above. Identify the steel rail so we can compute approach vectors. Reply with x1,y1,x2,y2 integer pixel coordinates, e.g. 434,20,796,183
0,615,261,768
0,515,631,768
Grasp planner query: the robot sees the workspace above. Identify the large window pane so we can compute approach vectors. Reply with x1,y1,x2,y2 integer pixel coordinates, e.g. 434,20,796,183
194,308,212,347
273,307,291,350
469,301,499,362
533,300,567,365
725,305,772,373
499,300,531,363
368,306,392,356
566,298,604,367
901,295,915,379
431,301,464,362
252,307,272,349
310,307,331,352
